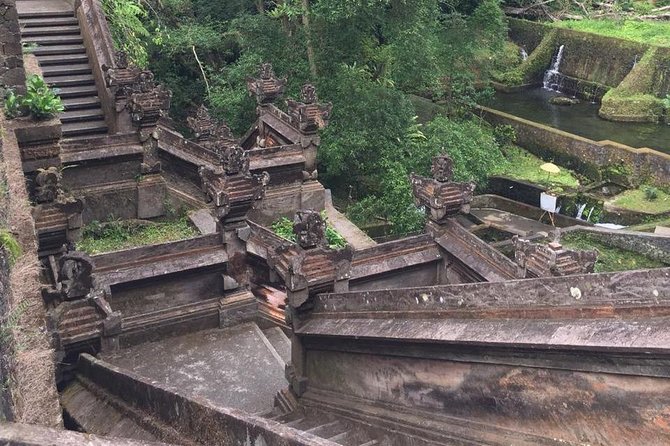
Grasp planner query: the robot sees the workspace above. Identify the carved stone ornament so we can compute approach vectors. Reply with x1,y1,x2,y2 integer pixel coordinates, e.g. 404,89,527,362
431,154,454,183
214,145,249,176
57,251,95,300
293,210,327,249
300,83,317,104
286,84,333,134
34,167,61,203
246,63,287,104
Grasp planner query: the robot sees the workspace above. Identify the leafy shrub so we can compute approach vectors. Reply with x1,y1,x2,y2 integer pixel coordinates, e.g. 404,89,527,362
4,75,64,120
22,75,64,120
643,185,659,201
3,90,22,119
102,0,152,67
493,124,516,147
0,230,22,266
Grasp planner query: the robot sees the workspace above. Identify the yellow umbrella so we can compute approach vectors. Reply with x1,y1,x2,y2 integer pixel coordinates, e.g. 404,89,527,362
541,162,560,183
540,163,561,174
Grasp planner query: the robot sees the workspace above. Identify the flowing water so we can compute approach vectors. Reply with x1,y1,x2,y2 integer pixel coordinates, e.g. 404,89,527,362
486,88,670,154
543,45,565,91
520,47,529,61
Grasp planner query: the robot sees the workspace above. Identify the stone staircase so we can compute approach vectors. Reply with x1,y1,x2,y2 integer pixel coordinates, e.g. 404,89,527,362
267,409,382,446
18,5,108,139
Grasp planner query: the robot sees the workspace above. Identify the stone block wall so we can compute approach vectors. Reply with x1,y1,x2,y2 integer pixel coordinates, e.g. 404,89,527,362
0,0,25,92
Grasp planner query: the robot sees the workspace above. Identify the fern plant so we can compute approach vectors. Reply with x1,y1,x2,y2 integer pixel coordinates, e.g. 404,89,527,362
102,0,151,67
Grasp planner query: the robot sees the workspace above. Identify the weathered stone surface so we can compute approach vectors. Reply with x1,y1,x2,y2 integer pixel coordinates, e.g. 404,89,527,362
103,323,287,413
0,0,25,91
188,208,218,234
137,174,166,219
0,422,171,446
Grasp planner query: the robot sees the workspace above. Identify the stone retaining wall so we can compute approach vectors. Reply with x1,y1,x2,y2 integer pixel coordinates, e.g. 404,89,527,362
479,106,670,186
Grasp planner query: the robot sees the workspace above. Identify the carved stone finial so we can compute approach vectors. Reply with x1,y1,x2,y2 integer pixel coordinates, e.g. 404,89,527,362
187,105,236,151
220,146,249,176
34,167,61,203
286,84,333,134
57,252,95,300
260,63,275,80
431,154,454,183
246,63,287,104
114,51,129,69
293,210,327,249
512,235,598,277
300,84,317,104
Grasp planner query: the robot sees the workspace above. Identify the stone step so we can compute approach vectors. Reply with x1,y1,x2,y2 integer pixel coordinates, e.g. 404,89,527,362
62,120,108,138
37,53,89,65
41,63,92,77
21,25,81,37
61,109,105,123
23,34,83,46
45,74,95,88
263,327,291,365
61,96,102,110
20,17,79,27
55,84,98,98
305,421,348,439
31,44,86,56
18,11,75,19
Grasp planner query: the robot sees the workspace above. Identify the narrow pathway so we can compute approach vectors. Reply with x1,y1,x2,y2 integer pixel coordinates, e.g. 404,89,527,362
324,190,376,250
471,207,556,237
17,0,108,139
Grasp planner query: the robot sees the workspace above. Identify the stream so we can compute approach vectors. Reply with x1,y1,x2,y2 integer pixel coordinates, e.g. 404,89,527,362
486,88,670,155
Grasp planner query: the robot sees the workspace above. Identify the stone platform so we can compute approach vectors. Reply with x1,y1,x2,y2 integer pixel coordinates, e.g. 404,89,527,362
102,323,289,414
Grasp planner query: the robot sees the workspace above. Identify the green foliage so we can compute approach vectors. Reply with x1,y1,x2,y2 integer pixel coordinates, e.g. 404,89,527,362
493,30,557,86
0,230,21,266
102,0,152,66
419,116,508,188
22,75,64,120
643,185,659,201
3,75,64,120
3,90,21,119
611,188,670,214
561,232,667,273
270,213,348,249
493,145,581,189
554,19,670,48
492,124,516,147
77,217,198,254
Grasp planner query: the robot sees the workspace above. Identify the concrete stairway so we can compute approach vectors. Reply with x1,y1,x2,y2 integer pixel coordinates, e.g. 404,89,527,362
18,4,108,139
268,410,382,446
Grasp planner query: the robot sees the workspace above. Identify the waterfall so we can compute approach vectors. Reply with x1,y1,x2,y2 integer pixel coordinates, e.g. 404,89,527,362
520,47,528,61
632,54,639,69
543,45,565,91
575,203,587,220
586,206,595,222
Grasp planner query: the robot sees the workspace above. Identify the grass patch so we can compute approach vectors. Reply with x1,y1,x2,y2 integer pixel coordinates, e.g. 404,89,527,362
0,230,21,265
493,145,581,189
561,232,667,272
271,214,347,249
609,188,670,214
77,217,199,255
554,19,670,47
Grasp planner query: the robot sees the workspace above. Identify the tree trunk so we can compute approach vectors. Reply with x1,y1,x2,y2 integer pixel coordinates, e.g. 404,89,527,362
302,0,318,77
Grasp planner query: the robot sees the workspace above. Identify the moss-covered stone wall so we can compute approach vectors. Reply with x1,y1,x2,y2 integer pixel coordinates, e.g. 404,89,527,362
506,18,670,122
479,106,670,187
